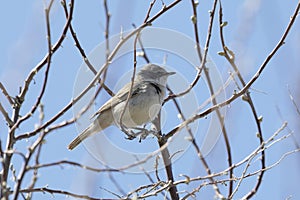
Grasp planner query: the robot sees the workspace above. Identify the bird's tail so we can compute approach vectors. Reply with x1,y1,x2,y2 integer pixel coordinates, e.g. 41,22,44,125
68,109,113,150
68,123,99,150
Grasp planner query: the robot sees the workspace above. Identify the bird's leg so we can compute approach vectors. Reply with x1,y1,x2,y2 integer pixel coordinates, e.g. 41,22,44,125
139,126,152,142
123,124,158,141
123,127,148,141
122,127,137,140
131,124,158,142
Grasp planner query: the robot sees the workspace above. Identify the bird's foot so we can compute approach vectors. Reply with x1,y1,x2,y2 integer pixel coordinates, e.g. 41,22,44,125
123,124,159,142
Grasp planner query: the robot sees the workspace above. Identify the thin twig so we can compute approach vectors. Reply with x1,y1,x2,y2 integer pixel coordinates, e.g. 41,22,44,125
12,1,55,199
107,173,126,197
189,0,227,198
9,0,74,135
287,85,300,116
125,181,167,199
0,82,13,105
123,125,295,199
15,0,182,142
20,187,109,200
118,30,140,137
153,113,179,200
167,0,300,152
0,102,13,127
218,0,300,198
27,160,118,172
172,122,289,184
103,0,111,60
144,0,157,23
61,0,114,96
132,23,151,64
26,104,45,199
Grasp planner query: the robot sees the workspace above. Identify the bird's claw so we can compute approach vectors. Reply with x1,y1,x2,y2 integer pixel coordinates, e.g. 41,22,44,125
123,127,157,142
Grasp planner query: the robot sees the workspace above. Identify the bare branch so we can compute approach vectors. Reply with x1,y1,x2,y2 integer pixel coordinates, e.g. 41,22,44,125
288,85,300,116
20,187,109,200
153,113,179,200
0,102,13,127
1,0,299,199
15,0,182,142
27,160,118,172
11,1,55,199
0,82,13,106
9,0,74,135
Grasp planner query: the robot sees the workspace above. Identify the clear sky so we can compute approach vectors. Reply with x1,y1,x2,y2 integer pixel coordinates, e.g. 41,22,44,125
1,0,300,199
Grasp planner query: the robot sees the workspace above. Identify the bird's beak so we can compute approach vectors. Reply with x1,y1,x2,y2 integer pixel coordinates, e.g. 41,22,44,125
166,71,176,76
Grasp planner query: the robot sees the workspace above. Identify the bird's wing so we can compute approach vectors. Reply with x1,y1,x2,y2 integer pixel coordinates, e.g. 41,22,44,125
91,81,142,118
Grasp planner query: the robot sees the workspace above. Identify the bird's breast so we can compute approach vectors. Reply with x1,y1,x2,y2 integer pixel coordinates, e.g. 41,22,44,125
112,83,164,128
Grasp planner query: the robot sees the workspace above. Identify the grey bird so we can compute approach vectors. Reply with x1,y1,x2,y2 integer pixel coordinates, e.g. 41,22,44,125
68,64,175,150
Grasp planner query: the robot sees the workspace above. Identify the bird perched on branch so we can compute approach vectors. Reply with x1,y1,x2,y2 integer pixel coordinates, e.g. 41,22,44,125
68,64,175,150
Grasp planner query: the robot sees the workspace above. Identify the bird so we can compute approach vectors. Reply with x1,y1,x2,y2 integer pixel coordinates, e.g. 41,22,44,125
68,63,175,150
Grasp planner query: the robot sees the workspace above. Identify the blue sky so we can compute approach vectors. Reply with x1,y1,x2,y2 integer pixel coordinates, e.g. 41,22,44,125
1,0,300,199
